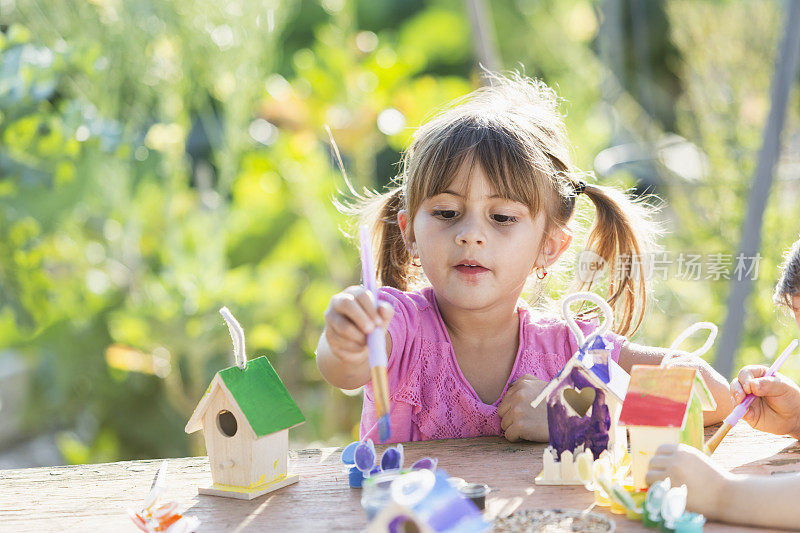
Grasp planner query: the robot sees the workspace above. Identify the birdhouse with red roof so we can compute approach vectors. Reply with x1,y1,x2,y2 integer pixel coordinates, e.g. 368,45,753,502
620,365,716,489
619,323,718,490
185,308,305,500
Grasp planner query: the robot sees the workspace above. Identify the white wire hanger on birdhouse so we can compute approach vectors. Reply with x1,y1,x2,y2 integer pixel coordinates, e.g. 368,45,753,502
660,322,718,368
562,292,614,353
220,306,247,369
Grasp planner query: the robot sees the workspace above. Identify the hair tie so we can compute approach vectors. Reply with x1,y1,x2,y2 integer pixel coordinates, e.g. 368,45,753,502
573,180,587,196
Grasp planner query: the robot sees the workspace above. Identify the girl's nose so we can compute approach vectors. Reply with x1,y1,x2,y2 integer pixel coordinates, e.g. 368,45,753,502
455,219,486,246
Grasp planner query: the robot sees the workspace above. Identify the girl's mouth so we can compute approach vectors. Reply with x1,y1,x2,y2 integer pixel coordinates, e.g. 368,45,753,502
454,263,490,275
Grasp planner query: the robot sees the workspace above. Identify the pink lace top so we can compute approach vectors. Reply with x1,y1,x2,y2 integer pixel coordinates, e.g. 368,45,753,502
360,286,627,443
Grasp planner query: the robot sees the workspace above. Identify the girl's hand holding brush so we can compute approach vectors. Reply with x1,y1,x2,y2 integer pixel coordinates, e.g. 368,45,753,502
319,285,394,389
731,364,800,440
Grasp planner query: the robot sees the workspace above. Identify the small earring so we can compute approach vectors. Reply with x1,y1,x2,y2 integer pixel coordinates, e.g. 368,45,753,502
411,255,422,268
536,266,548,280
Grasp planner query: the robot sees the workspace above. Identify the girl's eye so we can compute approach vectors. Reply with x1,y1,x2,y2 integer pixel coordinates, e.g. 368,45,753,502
432,209,458,220
491,214,518,224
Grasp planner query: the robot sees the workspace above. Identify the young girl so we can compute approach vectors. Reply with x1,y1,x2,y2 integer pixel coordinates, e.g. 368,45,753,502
316,73,732,444
647,236,800,529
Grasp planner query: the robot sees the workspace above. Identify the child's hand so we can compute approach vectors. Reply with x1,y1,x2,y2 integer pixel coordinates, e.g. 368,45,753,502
731,365,800,439
323,285,394,366
646,444,730,516
497,375,549,442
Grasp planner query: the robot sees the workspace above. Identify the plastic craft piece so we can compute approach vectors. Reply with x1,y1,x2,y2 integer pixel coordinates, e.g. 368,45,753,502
184,308,305,500
532,292,630,485
128,461,200,533
365,470,490,533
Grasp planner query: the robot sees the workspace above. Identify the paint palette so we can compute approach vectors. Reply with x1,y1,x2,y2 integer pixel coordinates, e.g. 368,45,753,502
341,440,437,488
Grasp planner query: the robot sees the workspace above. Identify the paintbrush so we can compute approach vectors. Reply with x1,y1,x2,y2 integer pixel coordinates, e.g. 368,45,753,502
360,224,391,442
706,338,798,454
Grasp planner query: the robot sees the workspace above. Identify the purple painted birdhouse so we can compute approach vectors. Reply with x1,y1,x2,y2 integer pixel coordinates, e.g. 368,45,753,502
531,350,629,462
531,292,630,485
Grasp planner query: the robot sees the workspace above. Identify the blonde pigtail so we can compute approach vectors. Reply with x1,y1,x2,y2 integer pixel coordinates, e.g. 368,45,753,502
580,183,659,337
371,187,413,290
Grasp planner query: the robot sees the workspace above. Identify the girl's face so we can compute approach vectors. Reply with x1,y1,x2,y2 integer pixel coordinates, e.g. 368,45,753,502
402,163,571,313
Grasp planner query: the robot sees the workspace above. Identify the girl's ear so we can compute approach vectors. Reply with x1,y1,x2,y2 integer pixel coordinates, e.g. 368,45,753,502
539,227,573,268
397,210,415,252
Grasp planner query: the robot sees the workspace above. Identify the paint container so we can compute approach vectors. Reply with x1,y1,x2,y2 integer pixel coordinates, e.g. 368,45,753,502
348,466,364,488
594,487,612,507
659,522,675,533
625,491,647,521
361,471,402,520
642,513,661,529
609,494,627,514
447,477,466,490
458,483,490,510
609,480,634,515
674,512,705,533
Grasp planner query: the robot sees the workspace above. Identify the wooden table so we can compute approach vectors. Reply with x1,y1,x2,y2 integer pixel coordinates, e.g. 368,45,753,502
1,424,798,532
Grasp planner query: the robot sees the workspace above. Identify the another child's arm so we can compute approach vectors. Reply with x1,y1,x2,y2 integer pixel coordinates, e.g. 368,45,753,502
618,342,734,424
647,443,800,530
497,374,549,442
731,365,800,439
315,286,394,390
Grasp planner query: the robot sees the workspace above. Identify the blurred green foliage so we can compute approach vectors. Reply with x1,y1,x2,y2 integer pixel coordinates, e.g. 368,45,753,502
0,0,798,464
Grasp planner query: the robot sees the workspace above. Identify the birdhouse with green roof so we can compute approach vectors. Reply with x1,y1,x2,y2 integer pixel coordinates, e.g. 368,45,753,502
185,308,305,500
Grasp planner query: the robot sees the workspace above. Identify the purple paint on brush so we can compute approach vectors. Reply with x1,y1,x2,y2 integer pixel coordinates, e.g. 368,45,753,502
546,367,612,458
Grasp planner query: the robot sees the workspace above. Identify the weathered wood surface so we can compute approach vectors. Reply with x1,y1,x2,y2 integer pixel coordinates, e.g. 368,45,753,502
0,424,798,532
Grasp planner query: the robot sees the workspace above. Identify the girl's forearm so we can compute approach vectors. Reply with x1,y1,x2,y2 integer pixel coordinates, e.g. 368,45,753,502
696,360,734,425
706,473,800,529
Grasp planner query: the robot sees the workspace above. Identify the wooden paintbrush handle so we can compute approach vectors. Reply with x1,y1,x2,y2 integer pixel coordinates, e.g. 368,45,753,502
705,422,732,455
370,366,390,417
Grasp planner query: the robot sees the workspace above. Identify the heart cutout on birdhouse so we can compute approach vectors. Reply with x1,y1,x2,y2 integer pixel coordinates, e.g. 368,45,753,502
562,387,596,418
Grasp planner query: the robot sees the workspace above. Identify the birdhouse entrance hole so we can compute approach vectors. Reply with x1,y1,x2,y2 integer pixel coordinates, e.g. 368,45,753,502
217,410,238,437
562,387,595,418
